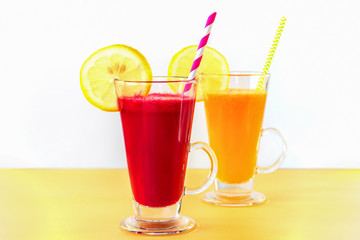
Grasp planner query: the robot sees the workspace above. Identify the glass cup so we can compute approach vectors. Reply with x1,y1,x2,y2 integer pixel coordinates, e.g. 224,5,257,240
200,72,286,206
114,76,218,234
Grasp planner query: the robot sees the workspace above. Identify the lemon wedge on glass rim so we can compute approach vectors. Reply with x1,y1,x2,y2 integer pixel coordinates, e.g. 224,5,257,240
80,44,152,112
168,45,229,101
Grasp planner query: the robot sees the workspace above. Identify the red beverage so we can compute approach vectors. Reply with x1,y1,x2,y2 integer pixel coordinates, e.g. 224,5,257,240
119,94,196,207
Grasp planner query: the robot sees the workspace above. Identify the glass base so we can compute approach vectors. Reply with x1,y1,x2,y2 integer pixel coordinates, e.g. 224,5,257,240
120,215,195,235
202,191,266,207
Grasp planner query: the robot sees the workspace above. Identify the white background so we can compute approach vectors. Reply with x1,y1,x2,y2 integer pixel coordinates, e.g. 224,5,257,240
0,0,359,168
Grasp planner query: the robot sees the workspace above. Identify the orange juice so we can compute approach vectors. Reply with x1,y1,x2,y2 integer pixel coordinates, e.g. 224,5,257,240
204,89,267,184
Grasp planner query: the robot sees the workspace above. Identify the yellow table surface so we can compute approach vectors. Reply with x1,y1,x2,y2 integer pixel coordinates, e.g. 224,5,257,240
0,169,359,240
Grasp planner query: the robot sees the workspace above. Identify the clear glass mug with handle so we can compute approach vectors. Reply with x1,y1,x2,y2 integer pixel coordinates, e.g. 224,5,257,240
200,72,286,206
115,76,218,234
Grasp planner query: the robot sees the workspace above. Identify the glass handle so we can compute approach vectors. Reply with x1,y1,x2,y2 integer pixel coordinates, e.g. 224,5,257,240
257,127,287,174
185,142,218,195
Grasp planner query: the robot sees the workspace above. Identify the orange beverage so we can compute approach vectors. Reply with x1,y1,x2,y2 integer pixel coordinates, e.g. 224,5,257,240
202,72,286,206
204,89,267,184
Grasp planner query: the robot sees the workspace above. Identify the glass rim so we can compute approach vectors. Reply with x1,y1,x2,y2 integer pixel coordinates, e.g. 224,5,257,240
199,71,270,77
114,76,197,84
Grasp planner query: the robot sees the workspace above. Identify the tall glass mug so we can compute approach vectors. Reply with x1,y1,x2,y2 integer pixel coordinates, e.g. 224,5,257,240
114,77,218,235
201,72,286,206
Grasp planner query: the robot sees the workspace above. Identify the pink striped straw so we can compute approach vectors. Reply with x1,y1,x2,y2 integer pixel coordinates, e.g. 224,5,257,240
184,12,217,92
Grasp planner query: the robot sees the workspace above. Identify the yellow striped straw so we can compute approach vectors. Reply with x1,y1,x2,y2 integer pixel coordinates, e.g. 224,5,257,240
256,17,287,90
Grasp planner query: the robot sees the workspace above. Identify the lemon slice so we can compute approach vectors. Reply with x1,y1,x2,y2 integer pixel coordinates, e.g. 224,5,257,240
80,44,152,112
168,45,229,101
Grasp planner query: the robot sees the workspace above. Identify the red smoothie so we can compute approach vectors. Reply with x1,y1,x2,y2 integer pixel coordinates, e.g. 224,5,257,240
119,94,196,207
